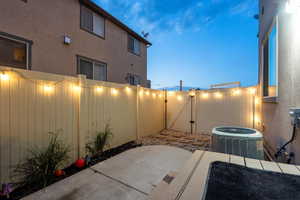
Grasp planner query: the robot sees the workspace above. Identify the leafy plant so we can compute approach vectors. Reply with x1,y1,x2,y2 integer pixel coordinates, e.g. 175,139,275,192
13,131,69,188
86,124,113,157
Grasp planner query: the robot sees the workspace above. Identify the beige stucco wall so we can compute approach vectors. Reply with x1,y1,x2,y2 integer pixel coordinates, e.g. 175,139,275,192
259,0,300,163
0,0,148,86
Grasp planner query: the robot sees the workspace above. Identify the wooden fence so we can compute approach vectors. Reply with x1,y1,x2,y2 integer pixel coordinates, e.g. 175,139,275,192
0,67,164,183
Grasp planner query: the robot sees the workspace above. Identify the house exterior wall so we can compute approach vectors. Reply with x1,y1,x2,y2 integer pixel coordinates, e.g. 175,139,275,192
0,0,148,86
259,0,300,163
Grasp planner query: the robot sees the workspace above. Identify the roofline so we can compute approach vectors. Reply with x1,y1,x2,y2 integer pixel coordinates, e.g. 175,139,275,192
79,0,152,46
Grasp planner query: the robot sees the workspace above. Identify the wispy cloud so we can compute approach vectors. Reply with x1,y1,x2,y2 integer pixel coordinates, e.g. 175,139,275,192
93,0,258,38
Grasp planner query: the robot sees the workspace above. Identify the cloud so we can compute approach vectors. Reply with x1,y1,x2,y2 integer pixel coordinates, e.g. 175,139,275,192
92,0,258,37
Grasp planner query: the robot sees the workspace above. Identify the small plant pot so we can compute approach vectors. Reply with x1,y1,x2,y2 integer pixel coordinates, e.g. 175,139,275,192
75,159,85,168
54,169,65,177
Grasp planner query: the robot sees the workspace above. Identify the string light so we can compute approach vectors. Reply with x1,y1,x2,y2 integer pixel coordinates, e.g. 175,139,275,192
214,92,223,99
111,88,118,95
201,92,209,99
139,90,144,96
248,88,256,95
96,86,104,93
254,115,261,123
73,85,81,92
189,91,196,97
232,89,241,96
168,91,175,96
255,97,261,105
0,73,9,81
125,86,131,93
43,85,54,93
177,95,183,101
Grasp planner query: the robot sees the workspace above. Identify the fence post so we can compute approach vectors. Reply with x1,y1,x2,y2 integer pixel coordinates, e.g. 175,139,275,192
164,89,168,129
136,85,140,141
77,74,87,159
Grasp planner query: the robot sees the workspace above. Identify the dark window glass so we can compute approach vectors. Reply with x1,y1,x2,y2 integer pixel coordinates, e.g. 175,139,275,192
79,59,93,79
263,20,277,97
0,37,27,69
78,57,107,81
80,5,105,37
128,35,140,55
81,6,93,32
128,36,135,53
94,62,107,81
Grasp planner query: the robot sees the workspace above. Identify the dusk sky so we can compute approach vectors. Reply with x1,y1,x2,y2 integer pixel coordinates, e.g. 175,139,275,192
93,0,259,89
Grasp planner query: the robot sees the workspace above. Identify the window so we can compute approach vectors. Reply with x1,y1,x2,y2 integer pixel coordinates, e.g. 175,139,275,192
263,19,278,97
126,73,141,85
128,35,140,55
80,5,105,38
0,36,28,69
77,56,107,81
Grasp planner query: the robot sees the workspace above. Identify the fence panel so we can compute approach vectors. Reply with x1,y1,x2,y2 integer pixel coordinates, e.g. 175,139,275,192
167,88,259,135
0,67,164,183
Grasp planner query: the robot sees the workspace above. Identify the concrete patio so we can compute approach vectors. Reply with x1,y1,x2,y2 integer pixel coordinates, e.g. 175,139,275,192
22,145,192,200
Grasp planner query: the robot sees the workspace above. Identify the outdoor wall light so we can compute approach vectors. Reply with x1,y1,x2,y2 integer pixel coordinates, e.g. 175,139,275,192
286,0,300,13
63,35,71,45
145,91,150,96
152,93,157,98
0,73,9,81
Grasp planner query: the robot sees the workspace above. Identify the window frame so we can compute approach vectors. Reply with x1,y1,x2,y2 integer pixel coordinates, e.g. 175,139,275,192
128,35,141,56
262,17,278,99
80,5,106,39
0,31,32,70
77,55,107,81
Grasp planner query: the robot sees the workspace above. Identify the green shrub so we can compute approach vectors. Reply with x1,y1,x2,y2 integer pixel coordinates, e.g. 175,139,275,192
13,131,69,188
86,124,113,157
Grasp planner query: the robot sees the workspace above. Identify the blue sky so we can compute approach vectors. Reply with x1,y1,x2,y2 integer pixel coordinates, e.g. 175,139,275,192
93,0,259,89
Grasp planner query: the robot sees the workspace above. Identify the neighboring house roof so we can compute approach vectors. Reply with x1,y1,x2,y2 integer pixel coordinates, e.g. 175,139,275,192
79,0,152,46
